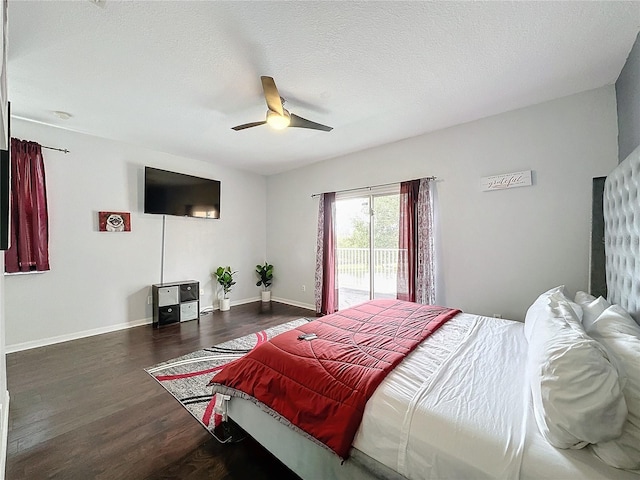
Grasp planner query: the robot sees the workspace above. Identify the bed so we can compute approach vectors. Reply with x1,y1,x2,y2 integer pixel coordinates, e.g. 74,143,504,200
210,145,640,480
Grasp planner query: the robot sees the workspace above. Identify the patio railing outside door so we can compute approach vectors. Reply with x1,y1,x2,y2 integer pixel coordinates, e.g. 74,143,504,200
336,247,400,308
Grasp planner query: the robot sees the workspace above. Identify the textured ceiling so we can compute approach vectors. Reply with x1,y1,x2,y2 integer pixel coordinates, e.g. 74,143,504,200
7,1,640,175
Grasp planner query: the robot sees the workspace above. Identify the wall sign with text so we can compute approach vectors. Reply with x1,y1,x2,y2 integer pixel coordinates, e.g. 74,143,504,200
481,170,532,192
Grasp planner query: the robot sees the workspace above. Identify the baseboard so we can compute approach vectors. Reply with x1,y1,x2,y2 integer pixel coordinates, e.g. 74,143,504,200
202,297,262,313
6,297,315,353
230,297,261,307
0,389,9,479
5,317,152,353
207,297,314,312
271,297,315,312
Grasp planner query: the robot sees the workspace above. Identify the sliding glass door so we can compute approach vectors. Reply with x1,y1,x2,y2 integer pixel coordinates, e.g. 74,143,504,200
335,188,400,310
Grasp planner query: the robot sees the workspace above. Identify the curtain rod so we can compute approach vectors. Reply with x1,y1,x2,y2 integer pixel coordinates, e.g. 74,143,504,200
42,145,70,154
11,137,70,154
310,176,436,198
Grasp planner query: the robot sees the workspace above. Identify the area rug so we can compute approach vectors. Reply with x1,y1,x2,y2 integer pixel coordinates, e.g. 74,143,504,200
145,318,310,433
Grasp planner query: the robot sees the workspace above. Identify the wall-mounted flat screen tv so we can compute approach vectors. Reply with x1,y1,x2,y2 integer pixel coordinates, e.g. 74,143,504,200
144,166,220,219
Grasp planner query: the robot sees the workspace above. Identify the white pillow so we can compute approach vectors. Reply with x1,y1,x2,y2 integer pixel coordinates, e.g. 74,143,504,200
574,291,611,330
524,286,583,342
587,305,640,470
527,292,627,449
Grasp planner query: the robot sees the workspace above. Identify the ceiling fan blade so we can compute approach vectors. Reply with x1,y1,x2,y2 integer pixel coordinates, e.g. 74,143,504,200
261,76,284,116
289,113,333,132
231,121,266,131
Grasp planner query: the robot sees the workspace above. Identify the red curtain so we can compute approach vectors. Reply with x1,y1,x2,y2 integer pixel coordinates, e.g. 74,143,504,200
320,192,338,314
5,138,50,273
397,179,419,301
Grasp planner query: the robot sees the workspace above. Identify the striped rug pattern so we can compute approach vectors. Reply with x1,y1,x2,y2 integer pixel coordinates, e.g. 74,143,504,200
145,318,310,431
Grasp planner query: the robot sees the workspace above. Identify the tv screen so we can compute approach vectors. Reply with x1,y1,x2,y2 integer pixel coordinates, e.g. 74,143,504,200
144,167,220,219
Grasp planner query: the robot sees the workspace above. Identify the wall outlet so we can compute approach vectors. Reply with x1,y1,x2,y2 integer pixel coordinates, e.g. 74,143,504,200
301,285,306,292
199,288,204,295
493,314,502,319
147,296,152,305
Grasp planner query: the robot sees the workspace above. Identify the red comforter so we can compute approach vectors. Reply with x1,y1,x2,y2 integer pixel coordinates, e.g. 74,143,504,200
210,299,460,458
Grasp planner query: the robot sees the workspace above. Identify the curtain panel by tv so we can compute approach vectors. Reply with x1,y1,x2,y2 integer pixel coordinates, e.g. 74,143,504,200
5,138,50,273
397,177,435,304
314,192,337,315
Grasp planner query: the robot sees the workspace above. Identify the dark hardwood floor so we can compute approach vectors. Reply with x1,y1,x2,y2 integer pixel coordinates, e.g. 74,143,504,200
6,301,312,479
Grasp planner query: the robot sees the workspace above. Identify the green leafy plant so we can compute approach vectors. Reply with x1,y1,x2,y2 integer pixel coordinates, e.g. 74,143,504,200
255,262,274,291
214,266,236,298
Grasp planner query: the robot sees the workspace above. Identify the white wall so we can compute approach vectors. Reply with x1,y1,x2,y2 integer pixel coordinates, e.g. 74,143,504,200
4,119,267,350
266,87,619,320
1,86,620,349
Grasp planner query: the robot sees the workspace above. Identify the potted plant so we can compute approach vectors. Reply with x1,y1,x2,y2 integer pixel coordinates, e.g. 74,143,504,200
255,262,274,302
214,266,236,311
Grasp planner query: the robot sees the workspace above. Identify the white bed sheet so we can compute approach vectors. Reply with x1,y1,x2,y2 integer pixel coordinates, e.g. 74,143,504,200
353,313,640,480
354,314,527,479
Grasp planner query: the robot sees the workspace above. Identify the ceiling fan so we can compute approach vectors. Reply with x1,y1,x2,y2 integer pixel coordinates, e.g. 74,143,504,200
232,76,333,132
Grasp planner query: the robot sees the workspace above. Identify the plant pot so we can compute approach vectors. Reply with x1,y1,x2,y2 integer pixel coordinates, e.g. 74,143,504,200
220,298,231,311
261,290,271,302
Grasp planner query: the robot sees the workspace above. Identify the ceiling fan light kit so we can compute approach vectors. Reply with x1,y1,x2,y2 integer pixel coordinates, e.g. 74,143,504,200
266,109,291,130
232,76,333,132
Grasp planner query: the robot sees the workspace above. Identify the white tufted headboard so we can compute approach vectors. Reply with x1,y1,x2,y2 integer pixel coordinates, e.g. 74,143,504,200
603,145,640,325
